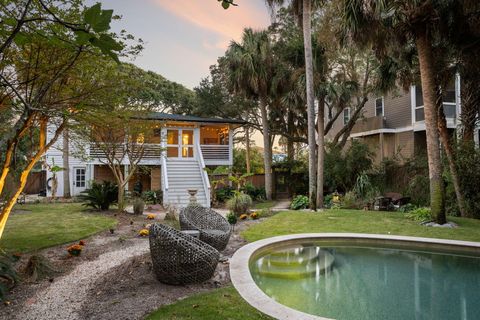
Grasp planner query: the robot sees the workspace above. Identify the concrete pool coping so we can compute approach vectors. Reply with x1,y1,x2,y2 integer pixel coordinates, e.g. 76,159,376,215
229,233,480,320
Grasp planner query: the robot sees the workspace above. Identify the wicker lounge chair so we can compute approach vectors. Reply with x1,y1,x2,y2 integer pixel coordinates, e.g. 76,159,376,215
179,205,232,251
149,223,220,285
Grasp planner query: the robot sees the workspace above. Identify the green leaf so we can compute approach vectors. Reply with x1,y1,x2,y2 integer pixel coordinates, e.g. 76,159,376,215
74,30,92,45
84,3,102,27
92,9,113,33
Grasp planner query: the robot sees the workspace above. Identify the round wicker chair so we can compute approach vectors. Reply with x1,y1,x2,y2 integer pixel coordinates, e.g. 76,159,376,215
149,223,220,285
179,205,232,251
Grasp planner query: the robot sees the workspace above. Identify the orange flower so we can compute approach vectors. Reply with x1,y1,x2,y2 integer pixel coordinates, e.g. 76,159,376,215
139,229,149,236
239,214,248,220
250,212,259,220
146,214,155,220
78,240,86,246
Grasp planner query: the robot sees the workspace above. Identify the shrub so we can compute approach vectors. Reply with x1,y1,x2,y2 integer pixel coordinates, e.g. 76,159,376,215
405,207,432,222
227,192,253,216
142,190,161,204
250,212,259,219
239,214,248,220
78,181,118,210
398,203,417,213
324,141,373,193
226,212,237,225
215,186,235,203
23,255,59,282
0,251,19,302
341,191,359,209
133,197,145,215
242,183,266,201
290,195,309,210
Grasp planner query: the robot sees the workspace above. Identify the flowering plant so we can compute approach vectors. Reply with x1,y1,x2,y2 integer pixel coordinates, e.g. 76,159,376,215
67,244,83,256
250,212,259,220
78,240,86,246
139,228,149,236
146,214,155,220
239,214,248,220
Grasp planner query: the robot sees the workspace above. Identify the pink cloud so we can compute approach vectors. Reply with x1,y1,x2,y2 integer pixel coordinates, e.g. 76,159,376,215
151,0,270,49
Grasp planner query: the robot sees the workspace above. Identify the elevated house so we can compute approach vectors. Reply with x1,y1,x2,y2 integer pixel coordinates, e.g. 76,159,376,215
326,77,480,163
44,113,244,208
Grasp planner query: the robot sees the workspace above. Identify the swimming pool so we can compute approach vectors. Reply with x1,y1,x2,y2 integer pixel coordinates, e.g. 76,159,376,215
230,234,480,320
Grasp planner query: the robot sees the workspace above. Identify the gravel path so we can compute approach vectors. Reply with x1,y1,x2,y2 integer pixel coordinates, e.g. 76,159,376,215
16,239,149,320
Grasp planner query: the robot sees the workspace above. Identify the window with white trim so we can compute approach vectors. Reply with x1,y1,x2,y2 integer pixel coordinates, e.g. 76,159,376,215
343,108,350,125
375,97,384,117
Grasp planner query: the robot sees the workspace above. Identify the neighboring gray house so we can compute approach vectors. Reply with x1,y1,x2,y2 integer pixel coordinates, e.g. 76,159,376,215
44,113,243,208
326,76,479,163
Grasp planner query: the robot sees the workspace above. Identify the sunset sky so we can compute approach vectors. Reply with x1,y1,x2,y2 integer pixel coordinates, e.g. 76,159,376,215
99,0,271,89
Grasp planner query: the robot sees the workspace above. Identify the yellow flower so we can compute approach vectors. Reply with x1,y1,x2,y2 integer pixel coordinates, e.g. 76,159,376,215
146,214,155,220
239,214,248,220
250,212,259,220
139,229,149,236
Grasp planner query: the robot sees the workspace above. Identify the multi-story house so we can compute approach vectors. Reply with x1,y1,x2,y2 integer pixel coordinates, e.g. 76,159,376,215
326,77,479,163
44,112,243,208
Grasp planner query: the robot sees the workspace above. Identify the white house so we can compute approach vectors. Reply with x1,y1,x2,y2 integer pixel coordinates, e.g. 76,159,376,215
44,112,244,208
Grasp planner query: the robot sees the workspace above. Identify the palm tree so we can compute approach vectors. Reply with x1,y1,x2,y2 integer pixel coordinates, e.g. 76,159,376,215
224,29,276,200
266,0,319,210
342,0,456,224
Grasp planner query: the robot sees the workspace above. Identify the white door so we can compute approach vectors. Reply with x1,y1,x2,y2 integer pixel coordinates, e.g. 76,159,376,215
166,128,194,159
73,167,87,195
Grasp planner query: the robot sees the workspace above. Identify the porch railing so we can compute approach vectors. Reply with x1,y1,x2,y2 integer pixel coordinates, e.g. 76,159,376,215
89,143,162,160
200,145,230,161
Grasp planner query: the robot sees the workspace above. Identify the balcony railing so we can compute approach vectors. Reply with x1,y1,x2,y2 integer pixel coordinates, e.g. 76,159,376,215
89,143,162,160
351,116,387,134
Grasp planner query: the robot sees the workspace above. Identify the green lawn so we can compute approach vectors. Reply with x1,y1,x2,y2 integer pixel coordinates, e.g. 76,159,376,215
252,200,276,210
0,202,117,252
145,287,273,320
242,209,480,243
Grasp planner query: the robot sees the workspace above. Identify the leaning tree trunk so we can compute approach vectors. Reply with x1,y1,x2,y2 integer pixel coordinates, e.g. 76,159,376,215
460,66,480,144
303,0,317,210
436,89,469,217
62,126,71,198
415,28,446,224
316,95,325,209
245,127,251,174
260,98,273,200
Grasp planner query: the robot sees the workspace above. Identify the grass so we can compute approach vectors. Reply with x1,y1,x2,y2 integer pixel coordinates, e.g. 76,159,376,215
242,209,480,243
0,202,117,252
145,287,273,320
253,200,276,210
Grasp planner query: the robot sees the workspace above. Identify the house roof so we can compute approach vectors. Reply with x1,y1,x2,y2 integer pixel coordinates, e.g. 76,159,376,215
140,112,245,125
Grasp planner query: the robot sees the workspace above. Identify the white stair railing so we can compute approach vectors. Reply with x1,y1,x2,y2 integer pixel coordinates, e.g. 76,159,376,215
161,156,169,205
195,142,211,207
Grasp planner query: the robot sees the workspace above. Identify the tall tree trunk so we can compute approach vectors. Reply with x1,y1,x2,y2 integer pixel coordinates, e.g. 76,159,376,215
436,89,469,217
316,95,325,209
287,109,295,162
303,0,317,210
415,28,446,224
62,126,71,198
245,127,251,174
260,98,273,200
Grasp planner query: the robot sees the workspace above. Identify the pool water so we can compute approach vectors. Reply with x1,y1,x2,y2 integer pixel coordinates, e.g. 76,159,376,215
250,243,480,320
